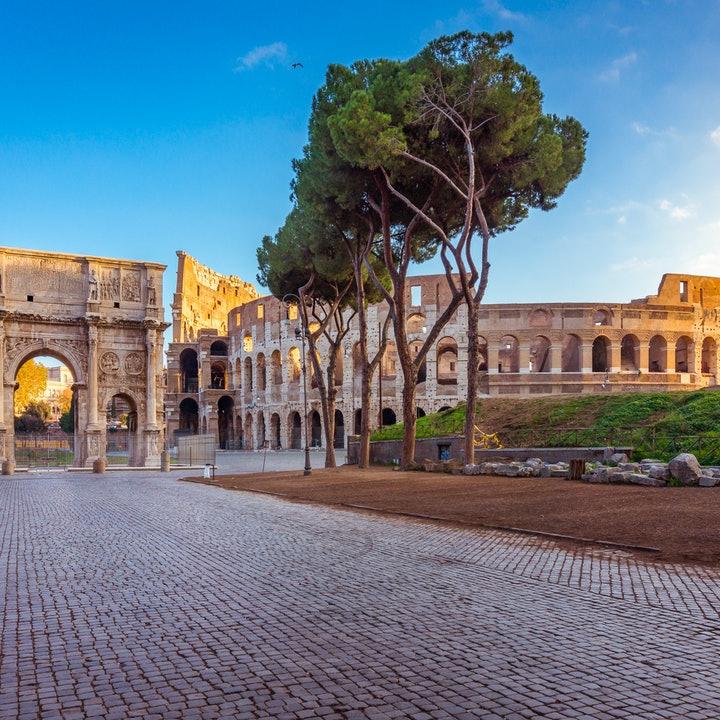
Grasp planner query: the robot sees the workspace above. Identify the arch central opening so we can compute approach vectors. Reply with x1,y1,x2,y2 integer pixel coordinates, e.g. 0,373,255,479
13,354,77,468
106,393,138,466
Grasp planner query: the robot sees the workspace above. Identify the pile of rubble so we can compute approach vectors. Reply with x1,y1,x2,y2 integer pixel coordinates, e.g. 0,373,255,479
457,452,720,488
460,458,570,478
581,452,720,488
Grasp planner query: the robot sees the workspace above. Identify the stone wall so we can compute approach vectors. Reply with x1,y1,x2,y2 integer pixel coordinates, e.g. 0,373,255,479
171,251,257,343
165,259,720,452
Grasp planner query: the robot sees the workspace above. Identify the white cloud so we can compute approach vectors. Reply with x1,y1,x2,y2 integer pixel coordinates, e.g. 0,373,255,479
234,42,288,73
631,121,677,139
658,198,695,221
482,0,528,22
617,215,627,225
598,51,638,82
711,126,720,146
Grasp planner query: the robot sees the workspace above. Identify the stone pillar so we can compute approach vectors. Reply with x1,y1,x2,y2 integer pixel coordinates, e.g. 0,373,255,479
518,343,531,374
639,340,650,373
550,342,563,373
85,324,103,466
666,344,675,373
581,343,593,373
144,326,161,467
1,383,13,471
88,325,99,425
610,341,622,373
0,319,5,463
145,327,158,425
486,341,498,375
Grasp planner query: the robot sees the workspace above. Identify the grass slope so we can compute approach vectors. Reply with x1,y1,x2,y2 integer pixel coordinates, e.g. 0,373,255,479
371,390,720,463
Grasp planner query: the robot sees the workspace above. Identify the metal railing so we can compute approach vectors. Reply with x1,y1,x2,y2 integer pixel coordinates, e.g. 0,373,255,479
499,426,720,464
175,434,216,466
15,432,74,467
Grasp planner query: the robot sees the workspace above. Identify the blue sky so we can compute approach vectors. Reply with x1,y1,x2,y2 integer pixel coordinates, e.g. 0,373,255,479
1,0,719,314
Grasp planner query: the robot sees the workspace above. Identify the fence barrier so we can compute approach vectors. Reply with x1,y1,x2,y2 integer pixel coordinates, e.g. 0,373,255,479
499,426,720,464
15,432,75,467
175,434,216,466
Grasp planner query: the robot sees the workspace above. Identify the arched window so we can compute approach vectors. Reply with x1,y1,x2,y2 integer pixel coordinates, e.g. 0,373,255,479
178,398,199,435
649,335,667,372
437,337,459,384
210,362,226,389
702,337,717,375
498,335,519,373
288,347,301,383
210,340,227,356
406,313,426,335
561,334,581,372
592,336,611,372
529,336,551,372
179,349,199,393
675,336,695,373
217,396,234,449
256,353,266,391
620,334,639,371
593,309,612,327
271,350,282,385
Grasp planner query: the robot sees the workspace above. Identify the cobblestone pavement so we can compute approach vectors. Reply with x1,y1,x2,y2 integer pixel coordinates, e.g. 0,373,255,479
1,474,720,719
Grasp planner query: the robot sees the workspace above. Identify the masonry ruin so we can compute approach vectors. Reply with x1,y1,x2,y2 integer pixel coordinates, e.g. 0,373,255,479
165,253,720,452
0,247,167,469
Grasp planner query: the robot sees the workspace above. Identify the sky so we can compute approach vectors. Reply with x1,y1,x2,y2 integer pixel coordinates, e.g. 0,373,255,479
1,0,719,316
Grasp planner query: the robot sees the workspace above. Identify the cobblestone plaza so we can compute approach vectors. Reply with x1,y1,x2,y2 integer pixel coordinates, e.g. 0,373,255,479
2,473,720,719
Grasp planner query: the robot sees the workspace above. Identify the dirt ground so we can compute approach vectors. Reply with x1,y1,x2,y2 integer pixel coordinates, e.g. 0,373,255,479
182,467,720,565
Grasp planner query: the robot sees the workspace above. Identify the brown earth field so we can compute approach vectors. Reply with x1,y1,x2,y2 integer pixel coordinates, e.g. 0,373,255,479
182,467,720,566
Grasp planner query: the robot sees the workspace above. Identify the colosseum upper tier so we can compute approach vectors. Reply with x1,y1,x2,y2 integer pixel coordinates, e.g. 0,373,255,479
164,254,720,451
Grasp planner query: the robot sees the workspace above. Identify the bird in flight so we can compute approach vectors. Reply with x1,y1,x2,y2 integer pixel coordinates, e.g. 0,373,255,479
291,62,304,69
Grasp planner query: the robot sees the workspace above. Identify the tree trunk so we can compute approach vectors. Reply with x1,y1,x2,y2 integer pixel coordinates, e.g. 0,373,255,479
356,276,371,468
393,305,418,468
323,358,337,468
463,300,480,465
400,369,417,467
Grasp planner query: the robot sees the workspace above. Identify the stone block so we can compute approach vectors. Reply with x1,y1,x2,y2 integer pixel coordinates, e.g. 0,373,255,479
668,453,702,486
608,469,632,484
462,464,481,476
646,465,670,481
699,475,720,487
550,469,570,478
627,473,665,487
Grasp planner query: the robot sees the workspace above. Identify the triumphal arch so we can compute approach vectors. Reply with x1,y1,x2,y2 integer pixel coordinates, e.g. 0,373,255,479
0,247,167,469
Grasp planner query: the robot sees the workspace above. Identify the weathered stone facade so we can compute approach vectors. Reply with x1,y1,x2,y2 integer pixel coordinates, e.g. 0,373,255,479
165,261,720,451
0,247,167,468
171,251,258,342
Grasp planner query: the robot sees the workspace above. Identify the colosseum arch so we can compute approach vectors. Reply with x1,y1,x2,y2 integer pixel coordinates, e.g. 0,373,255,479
0,247,166,471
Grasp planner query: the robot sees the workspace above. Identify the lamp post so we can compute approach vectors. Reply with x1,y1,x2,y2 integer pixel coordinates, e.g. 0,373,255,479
283,293,312,476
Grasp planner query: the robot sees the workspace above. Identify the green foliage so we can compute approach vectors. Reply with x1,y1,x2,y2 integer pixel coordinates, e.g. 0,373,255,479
14,400,51,432
59,392,75,434
372,404,466,441
59,409,74,434
371,391,720,463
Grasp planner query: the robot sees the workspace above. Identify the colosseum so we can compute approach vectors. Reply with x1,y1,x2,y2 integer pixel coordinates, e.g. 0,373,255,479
164,252,720,451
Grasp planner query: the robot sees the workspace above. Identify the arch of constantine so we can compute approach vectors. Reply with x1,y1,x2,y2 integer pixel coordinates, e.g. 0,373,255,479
164,252,720,452
0,247,166,470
